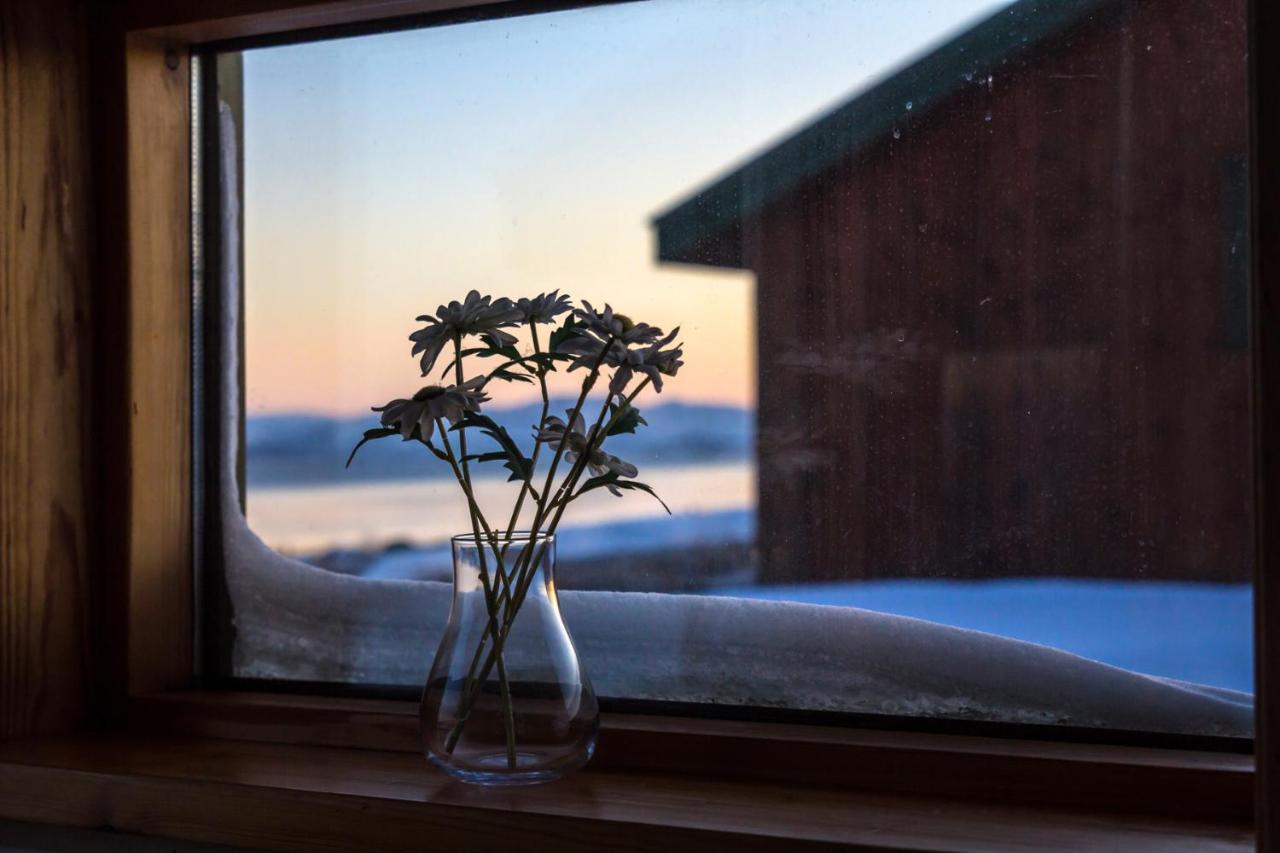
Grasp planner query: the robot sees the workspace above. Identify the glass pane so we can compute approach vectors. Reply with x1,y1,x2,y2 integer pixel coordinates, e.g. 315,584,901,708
219,0,1253,737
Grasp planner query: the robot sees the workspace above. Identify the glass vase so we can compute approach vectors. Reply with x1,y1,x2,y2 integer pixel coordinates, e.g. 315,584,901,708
420,532,598,785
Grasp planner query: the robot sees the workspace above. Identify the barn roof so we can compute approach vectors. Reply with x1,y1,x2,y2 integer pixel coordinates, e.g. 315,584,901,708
651,0,1115,269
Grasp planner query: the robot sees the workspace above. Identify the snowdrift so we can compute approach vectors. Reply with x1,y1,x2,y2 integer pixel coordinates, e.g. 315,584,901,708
226,517,1252,737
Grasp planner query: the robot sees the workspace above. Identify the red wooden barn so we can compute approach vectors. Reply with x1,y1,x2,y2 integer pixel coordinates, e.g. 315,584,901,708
654,0,1251,583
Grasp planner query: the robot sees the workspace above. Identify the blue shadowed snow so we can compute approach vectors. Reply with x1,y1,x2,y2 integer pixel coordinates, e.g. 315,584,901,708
713,579,1254,693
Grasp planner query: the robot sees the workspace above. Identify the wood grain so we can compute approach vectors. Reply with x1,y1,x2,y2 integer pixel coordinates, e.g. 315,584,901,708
0,733,1256,852
126,691,1255,822
126,0,509,44
0,0,94,739
125,35,192,695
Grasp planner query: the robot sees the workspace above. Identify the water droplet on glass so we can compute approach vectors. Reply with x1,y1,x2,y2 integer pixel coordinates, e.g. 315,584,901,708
984,110,992,122
892,127,901,139
896,334,906,343
987,74,994,91
905,100,914,110
918,223,928,234
1145,43,1152,51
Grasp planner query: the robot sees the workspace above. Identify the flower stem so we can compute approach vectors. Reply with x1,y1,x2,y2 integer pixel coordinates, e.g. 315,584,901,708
502,323,550,538
440,346,611,753
453,377,656,715
442,341,518,768
435,415,517,769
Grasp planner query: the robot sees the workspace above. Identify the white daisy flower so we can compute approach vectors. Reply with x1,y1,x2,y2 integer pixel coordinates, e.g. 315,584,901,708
373,377,488,442
573,301,665,346
608,328,684,395
555,335,627,374
535,410,638,490
409,290,523,376
516,290,573,324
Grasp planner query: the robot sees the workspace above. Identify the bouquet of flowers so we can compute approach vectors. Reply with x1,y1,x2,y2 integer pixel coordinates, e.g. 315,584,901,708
348,290,682,774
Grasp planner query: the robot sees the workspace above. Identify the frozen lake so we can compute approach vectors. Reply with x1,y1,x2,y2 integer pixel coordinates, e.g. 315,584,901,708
246,461,753,554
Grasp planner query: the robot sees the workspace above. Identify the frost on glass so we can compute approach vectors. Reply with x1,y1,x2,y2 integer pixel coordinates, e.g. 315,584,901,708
223,0,1254,735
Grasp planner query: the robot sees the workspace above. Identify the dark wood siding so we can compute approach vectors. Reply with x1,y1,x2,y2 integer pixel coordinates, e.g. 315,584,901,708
733,0,1251,582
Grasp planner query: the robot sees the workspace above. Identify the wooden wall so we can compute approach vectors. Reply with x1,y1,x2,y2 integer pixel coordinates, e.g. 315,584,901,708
0,0,95,738
744,0,1251,583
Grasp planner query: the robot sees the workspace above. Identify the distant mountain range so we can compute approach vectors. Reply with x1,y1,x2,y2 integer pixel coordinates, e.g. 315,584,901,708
246,400,754,487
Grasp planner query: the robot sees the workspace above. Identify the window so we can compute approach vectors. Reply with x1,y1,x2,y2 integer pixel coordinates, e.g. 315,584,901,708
198,0,1254,740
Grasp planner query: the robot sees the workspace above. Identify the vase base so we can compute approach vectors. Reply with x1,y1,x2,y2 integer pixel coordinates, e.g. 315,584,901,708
426,745,593,786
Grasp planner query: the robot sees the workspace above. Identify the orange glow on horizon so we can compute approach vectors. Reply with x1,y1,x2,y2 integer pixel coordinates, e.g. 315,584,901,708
244,214,758,415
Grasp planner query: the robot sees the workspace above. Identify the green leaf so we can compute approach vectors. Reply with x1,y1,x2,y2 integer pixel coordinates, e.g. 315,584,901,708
449,413,534,483
479,333,522,361
576,472,670,514
346,427,399,468
419,438,452,463
462,451,508,464
606,402,647,436
549,315,584,352
490,368,534,384
520,351,568,377
614,480,670,513
502,456,534,482
449,412,503,437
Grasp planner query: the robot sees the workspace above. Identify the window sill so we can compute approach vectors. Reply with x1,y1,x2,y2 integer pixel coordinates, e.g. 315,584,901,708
125,690,1255,820
0,732,1253,852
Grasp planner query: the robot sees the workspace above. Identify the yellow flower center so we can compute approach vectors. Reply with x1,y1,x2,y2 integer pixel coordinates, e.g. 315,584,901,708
413,385,446,401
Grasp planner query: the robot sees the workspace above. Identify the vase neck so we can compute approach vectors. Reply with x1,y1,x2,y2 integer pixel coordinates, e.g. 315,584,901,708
450,533,556,596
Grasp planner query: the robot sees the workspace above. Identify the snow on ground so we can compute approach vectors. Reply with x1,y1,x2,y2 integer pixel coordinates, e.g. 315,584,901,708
227,520,1254,736
353,512,1252,694
361,510,1250,695
713,579,1254,694
226,473,1254,734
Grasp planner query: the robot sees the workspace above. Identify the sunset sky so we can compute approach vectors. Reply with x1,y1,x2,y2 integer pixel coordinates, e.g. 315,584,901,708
241,0,1006,415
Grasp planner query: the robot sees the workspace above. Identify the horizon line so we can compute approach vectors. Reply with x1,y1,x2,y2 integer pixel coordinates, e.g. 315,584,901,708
247,396,755,420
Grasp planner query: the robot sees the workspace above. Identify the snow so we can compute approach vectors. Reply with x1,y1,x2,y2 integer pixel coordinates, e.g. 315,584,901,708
224,483,1254,737
714,579,1254,694
227,486,1256,740
362,515,1251,696
224,524,1253,736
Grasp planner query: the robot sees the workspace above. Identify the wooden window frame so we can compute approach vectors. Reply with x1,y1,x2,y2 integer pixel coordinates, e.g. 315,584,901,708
76,0,1278,845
